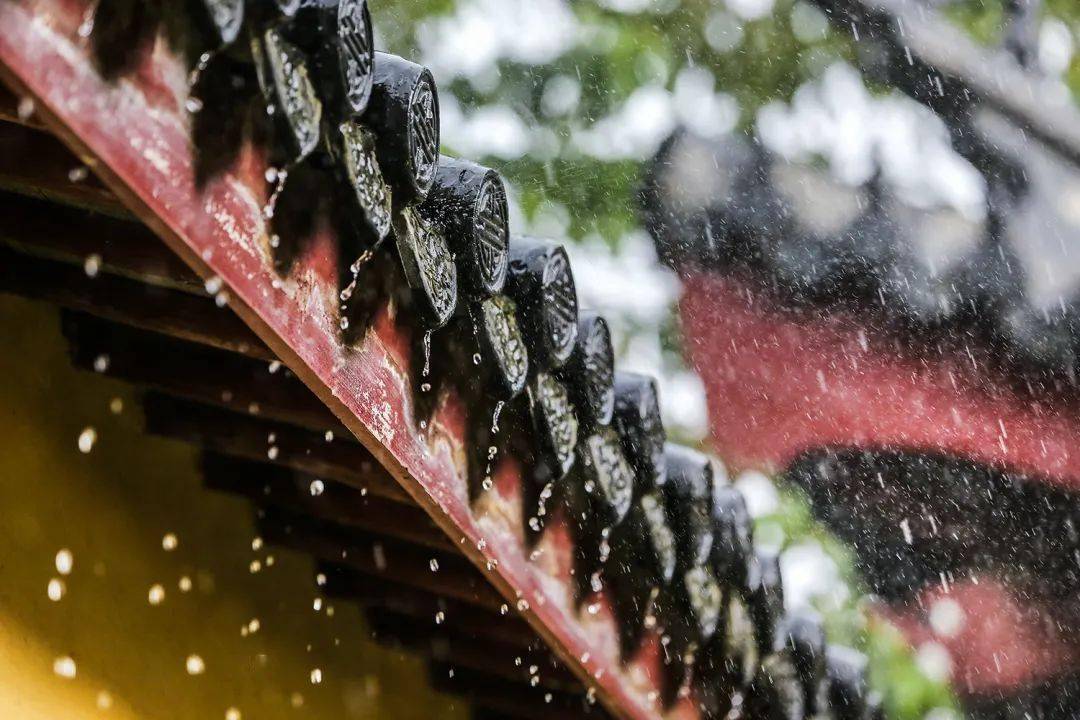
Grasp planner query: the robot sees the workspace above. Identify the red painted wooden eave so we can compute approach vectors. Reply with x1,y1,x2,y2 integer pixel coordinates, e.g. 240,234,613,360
0,3,694,719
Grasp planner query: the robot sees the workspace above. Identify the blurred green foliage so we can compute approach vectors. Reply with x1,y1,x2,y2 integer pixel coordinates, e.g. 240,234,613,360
375,0,846,239
375,0,1079,244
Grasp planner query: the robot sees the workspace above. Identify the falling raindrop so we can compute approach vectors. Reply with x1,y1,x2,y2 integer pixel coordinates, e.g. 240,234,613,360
422,331,432,377
55,549,73,575
148,584,165,606
92,354,110,373
53,656,77,678
310,668,323,685
16,96,34,120
429,558,440,572
350,253,374,275
435,611,445,624
97,691,113,710
262,167,290,220
78,427,97,453
179,576,193,593
82,252,101,277
186,51,213,89
68,166,89,183
340,252,371,303
929,597,965,638
47,578,65,601
162,533,178,551
225,708,242,720
186,654,205,675
310,479,325,496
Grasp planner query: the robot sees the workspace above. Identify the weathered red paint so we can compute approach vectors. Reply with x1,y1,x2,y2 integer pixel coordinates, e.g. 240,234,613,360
0,3,688,718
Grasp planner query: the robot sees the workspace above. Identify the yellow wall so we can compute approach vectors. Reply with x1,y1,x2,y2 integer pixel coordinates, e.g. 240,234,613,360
0,295,468,719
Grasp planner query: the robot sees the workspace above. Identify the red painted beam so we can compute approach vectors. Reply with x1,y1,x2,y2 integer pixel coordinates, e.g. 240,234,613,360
877,577,1080,696
681,271,1080,488
0,3,690,719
